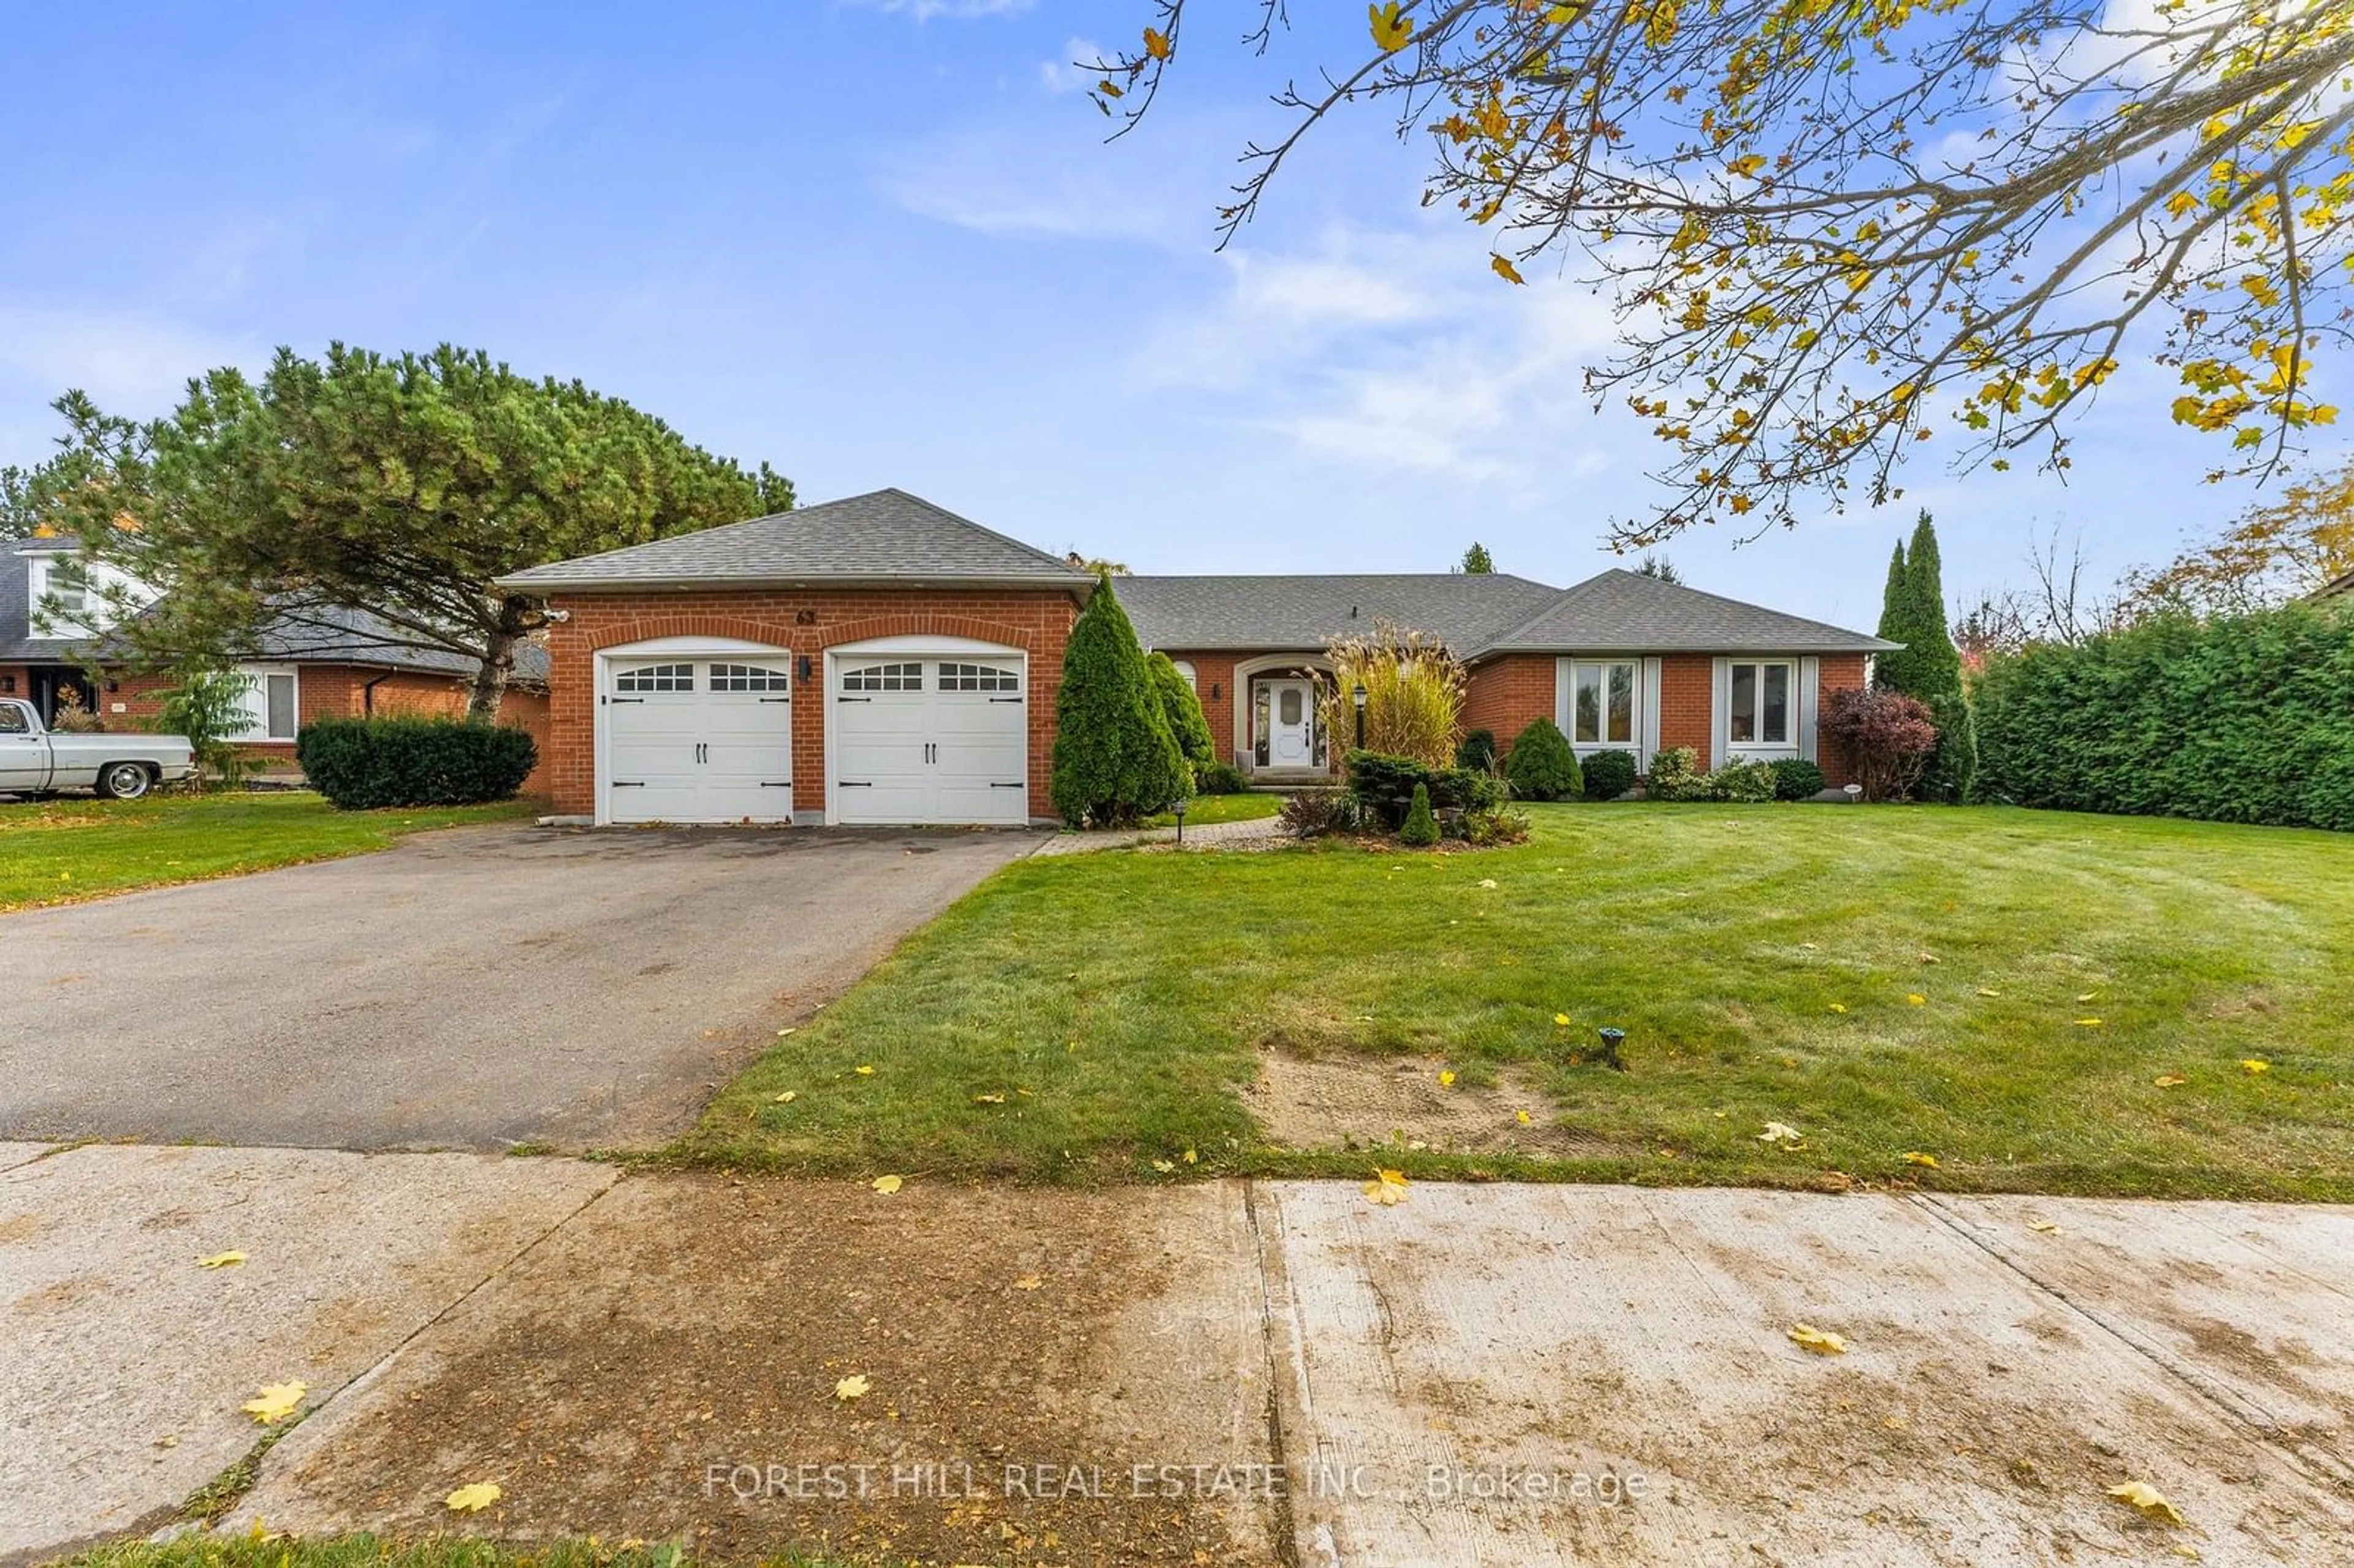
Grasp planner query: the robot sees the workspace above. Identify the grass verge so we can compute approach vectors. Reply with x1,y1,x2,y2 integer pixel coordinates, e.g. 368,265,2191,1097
679,804,2354,1201
0,791,539,912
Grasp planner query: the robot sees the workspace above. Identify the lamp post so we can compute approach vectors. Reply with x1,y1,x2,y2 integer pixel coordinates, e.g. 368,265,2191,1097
1352,682,1368,752
1171,796,1188,845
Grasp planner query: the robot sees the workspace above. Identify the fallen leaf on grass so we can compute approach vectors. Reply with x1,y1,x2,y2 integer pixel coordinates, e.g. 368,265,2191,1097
1758,1122,1806,1146
242,1382,307,1425
197,1251,246,1269
444,1482,501,1513
1918,953,1941,964
871,1174,904,1195
2076,1018,2103,1027
1438,1070,1457,1087
1477,878,1498,889
771,1091,798,1104
2028,1220,2061,1233
1363,1169,1411,1206
1553,1012,1571,1027
1788,1324,1848,1355
2154,1075,2186,1089
2076,992,2100,1003
1977,988,2003,998
835,1375,870,1402
1902,1152,1940,1168
1182,1148,1198,1165
973,1092,1006,1105
2106,1480,2184,1525
2241,1059,2271,1075
775,1027,798,1038
1515,1109,1533,1125
853,1065,876,1076
1827,1003,1848,1014
1013,1276,1043,1291
1152,1159,1176,1173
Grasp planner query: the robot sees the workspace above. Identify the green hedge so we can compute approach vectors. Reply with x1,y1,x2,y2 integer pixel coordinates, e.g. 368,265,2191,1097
297,717,538,810
1975,606,2354,831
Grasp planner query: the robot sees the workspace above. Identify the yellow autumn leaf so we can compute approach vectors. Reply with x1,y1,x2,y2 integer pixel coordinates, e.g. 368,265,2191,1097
2076,1018,2103,1027
2154,1073,2187,1087
197,1251,246,1269
1142,25,1171,59
771,1090,797,1103
973,1092,1006,1104
854,1065,875,1076
1515,1109,1533,1125
242,1382,307,1425
1491,254,1525,285
1369,2,1415,52
1758,1121,1805,1145
2106,1480,2184,1525
1363,1168,1411,1206
775,1027,798,1038
1905,994,1927,1006
836,1374,870,1401
1438,1070,1457,1086
1182,1148,1198,1165
2028,1219,2061,1233
1553,1013,1571,1027
1477,878,1498,889
444,1482,501,1513
1918,953,1941,964
872,1174,904,1194
1727,154,1766,178
1827,1002,1848,1013
1788,1323,1848,1355
1976,988,2002,997
1902,1151,1939,1168
2241,1058,2271,1074
2076,992,2100,1003
1013,1275,1043,1291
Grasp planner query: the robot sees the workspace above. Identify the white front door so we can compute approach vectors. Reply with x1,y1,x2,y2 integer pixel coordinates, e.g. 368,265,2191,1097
1265,679,1317,768
603,657,793,824
832,655,1027,825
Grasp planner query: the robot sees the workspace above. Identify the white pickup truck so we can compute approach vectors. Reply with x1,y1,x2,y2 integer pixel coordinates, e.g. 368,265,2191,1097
0,697,197,800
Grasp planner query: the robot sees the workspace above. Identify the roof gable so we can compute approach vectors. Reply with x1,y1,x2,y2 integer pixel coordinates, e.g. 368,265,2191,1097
495,488,1097,593
1480,569,1897,654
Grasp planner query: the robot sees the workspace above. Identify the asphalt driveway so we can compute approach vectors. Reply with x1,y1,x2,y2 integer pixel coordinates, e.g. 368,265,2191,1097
0,824,1038,1151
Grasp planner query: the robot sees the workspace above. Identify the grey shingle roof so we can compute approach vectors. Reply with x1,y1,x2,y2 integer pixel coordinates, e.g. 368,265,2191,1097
1118,573,1566,654
1480,569,1898,654
2314,566,2354,602
495,488,1098,593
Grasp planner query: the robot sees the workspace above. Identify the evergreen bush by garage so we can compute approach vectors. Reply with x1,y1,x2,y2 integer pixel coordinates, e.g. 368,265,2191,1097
1580,748,1637,801
296,717,537,809
1504,718,1582,801
1975,604,2354,831
1146,652,1217,767
1051,582,1192,828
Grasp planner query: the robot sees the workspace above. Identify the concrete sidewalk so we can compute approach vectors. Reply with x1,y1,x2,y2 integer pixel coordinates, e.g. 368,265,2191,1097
5,1147,2350,1566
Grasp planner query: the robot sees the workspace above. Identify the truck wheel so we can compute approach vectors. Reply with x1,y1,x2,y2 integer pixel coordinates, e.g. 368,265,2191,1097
96,763,154,801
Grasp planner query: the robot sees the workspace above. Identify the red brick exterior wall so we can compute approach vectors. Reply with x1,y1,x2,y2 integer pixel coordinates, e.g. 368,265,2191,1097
542,587,1084,818
1461,655,1555,753
1656,653,1719,769
0,665,25,707
1158,653,1244,768
1813,652,1868,788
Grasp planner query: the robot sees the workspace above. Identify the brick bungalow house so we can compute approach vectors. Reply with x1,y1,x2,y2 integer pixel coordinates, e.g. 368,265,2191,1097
2,533,551,775
498,488,1894,826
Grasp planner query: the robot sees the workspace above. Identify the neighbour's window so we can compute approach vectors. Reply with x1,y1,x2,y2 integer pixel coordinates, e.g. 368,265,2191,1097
616,663,693,694
1727,661,1792,747
1571,661,1636,745
1171,660,1197,691
231,667,299,742
709,663,789,692
842,661,923,692
939,662,1018,693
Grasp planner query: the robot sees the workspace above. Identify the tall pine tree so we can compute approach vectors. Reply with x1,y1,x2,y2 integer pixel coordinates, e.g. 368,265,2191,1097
1871,512,1976,802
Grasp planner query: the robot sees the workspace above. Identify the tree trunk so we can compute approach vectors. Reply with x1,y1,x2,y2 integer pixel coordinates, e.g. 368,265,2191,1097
467,623,519,723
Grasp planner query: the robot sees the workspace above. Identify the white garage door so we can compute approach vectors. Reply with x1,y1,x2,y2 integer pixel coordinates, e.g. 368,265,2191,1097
831,655,1027,825
604,657,793,824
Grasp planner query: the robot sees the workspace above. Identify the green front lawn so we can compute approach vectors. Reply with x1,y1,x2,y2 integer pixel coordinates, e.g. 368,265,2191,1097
686,804,2354,1201
1141,790,1286,828
0,791,539,912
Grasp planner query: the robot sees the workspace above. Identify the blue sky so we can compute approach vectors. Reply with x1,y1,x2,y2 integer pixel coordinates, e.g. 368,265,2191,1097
2,1,2343,631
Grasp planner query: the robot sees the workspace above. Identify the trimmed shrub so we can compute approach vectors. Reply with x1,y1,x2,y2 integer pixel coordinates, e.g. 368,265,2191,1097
1457,729,1498,771
1504,718,1582,801
297,717,536,809
1645,746,1707,801
1146,652,1217,767
1770,758,1827,801
1820,687,1938,802
1052,582,1192,828
1195,759,1249,794
1345,750,1503,826
1398,783,1440,847
1279,790,1360,838
1582,748,1637,801
1458,805,1532,845
1975,605,2354,830
1701,759,1780,802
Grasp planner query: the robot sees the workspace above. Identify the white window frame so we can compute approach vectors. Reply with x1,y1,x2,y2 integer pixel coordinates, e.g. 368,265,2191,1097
1567,659,1639,748
1170,660,1197,691
231,664,300,742
1725,660,1796,751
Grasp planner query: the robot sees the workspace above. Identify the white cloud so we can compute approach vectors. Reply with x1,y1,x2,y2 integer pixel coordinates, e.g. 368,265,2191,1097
1038,36,1106,96
879,124,1186,244
0,304,259,419
847,0,1032,18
